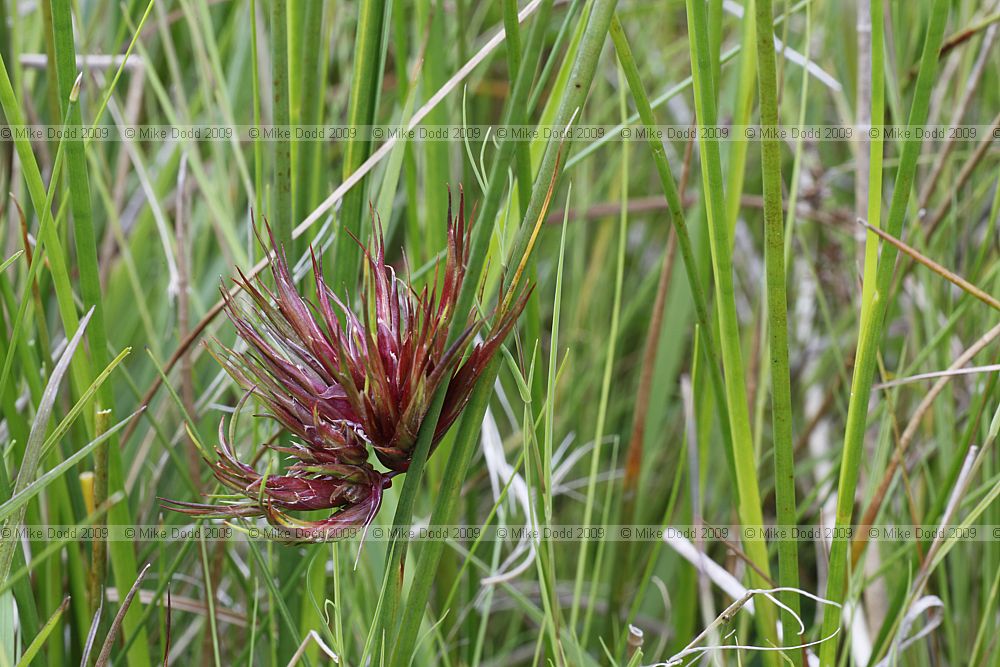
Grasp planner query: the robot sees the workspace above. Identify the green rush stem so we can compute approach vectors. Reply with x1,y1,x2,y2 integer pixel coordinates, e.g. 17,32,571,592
527,0,581,115
197,534,222,667
724,0,756,241
819,0,951,662
394,4,422,265
292,0,325,226
418,0,449,257
0,0,9,209
250,0,264,219
502,0,547,608
861,0,885,318
374,387,447,654
88,408,111,615
329,0,385,290
503,0,534,220
39,0,60,130
538,204,570,660
502,0,620,297
574,71,628,645
452,0,554,334
330,542,344,661
50,2,152,663
684,0,778,653
388,358,500,667
753,0,801,655
270,0,293,248
779,0,811,270
707,0,723,96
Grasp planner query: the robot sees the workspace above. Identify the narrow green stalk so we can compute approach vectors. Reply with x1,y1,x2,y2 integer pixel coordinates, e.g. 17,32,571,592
453,0,554,328
780,0,811,269
502,0,534,219
608,13,734,484
0,0,10,209
970,557,1000,665
819,1,950,662
330,543,344,660
707,0,723,96
270,0,292,248
16,597,68,666
503,0,620,290
388,358,499,667
197,535,222,667
418,0,450,257
250,0,264,218
724,0,756,240
49,3,152,662
330,0,385,290
394,3,423,265
298,545,331,665
571,76,628,640
292,0,326,225
374,388,447,652
498,4,620,648
753,0,801,656
537,199,571,660
39,0,61,125
88,408,111,615
684,0,778,652
584,113,631,659
860,0,885,316
527,0,581,114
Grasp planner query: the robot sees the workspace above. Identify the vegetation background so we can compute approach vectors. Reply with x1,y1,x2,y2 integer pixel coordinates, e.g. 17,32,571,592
0,0,998,665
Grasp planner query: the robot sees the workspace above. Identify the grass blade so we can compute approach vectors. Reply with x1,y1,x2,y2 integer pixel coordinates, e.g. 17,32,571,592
0,308,94,586
0,251,21,273
15,596,69,667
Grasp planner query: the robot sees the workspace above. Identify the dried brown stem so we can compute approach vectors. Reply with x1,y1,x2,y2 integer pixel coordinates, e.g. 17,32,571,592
858,218,1000,312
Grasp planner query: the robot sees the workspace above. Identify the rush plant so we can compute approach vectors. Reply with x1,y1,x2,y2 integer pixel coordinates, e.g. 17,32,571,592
165,194,528,538
2,1,995,664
